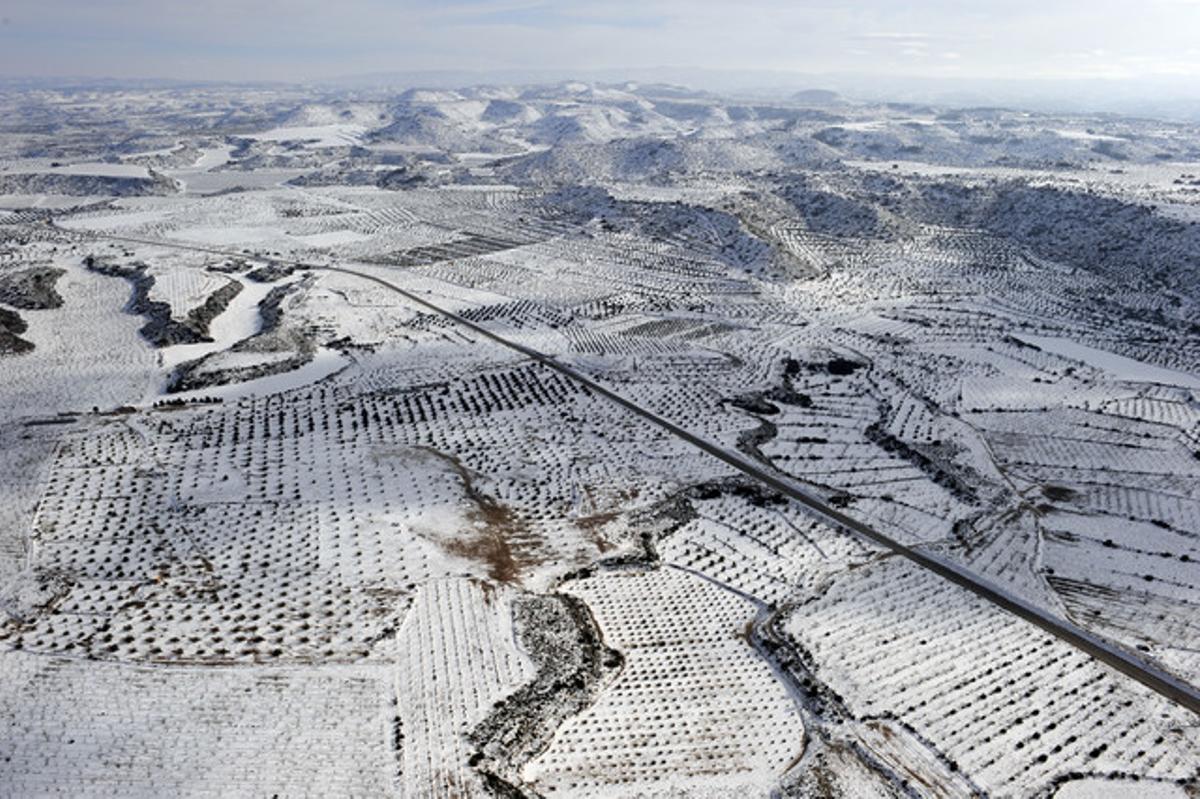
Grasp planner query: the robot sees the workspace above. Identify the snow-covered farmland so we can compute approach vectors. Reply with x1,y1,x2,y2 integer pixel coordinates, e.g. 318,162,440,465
1,81,1198,797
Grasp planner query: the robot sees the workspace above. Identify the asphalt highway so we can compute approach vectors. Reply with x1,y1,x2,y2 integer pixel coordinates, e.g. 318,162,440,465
60,225,1200,715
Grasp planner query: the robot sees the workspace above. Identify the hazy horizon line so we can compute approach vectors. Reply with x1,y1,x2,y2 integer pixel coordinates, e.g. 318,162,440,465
4,66,1200,121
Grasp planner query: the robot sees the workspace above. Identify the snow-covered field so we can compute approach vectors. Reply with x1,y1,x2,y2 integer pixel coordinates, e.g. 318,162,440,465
1014,334,1200,390
0,82,1198,797
246,124,367,148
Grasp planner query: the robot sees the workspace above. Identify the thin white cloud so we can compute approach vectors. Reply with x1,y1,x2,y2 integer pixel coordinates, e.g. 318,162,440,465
0,0,1196,84
858,32,934,40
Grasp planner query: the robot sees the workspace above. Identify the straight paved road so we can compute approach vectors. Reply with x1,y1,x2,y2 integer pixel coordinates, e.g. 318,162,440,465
61,224,1200,715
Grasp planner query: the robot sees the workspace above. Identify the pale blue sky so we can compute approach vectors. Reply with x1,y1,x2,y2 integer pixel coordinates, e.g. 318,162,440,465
1,0,1198,84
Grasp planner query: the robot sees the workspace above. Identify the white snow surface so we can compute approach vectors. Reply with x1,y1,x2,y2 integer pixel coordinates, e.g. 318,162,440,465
1015,334,1200,389
247,124,366,148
